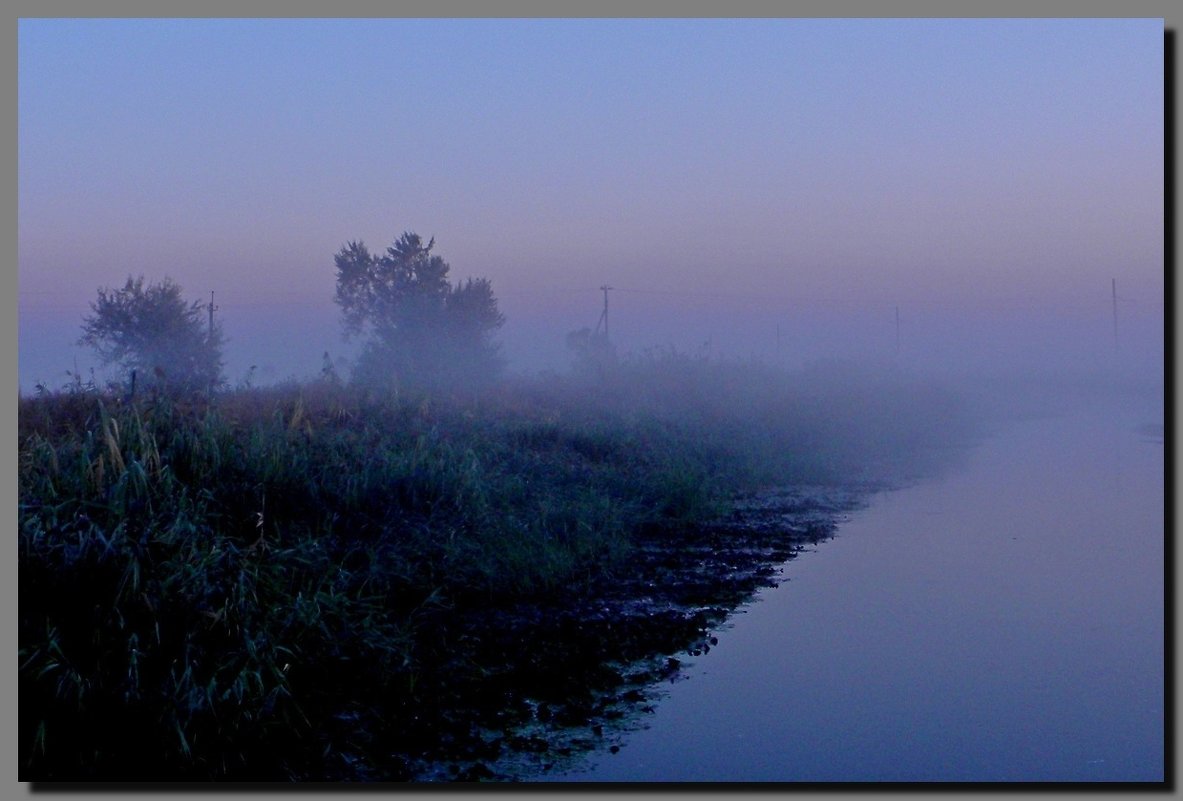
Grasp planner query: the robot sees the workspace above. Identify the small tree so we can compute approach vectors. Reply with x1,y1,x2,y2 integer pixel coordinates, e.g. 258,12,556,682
79,275,224,396
333,232,505,391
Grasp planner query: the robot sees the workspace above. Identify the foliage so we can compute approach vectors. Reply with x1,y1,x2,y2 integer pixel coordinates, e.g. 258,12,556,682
333,233,505,392
18,357,973,779
18,384,663,778
78,276,224,396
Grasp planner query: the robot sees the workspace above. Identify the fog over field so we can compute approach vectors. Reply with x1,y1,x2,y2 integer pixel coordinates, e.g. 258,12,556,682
15,18,1165,783
18,19,1162,405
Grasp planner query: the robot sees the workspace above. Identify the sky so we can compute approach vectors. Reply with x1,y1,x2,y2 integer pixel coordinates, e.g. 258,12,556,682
18,18,1164,390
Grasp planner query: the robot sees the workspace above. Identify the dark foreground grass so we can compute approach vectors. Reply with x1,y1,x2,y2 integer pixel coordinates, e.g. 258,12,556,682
18,353,972,780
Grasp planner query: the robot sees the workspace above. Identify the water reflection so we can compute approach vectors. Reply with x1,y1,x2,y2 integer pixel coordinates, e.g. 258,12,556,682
549,400,1164,782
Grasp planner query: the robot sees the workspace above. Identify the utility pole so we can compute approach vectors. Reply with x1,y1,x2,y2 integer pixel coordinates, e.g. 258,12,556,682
208,291,218,401
209,291,218,345
595,285,612,340
1112,278,1119,353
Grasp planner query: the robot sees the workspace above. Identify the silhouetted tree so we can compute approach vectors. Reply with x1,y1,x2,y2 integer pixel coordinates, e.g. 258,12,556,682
333,232,505,391
79,275,224,396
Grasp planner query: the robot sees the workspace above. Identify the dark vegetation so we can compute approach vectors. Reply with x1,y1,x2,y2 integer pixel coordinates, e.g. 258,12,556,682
78,275,225,397
334,232,505,393
20,233,975,780
19,353,971,780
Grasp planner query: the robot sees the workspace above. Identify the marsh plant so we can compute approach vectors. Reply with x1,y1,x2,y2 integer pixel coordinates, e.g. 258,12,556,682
19,353,971,779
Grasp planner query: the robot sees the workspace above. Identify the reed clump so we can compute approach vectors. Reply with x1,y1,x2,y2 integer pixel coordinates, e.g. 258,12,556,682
19,355,972,779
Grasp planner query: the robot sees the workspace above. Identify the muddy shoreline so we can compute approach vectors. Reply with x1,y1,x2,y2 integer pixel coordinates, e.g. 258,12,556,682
373,484,876,782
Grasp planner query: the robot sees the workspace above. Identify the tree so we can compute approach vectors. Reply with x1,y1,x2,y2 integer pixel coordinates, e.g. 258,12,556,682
333,232,505,391
79,275,224,396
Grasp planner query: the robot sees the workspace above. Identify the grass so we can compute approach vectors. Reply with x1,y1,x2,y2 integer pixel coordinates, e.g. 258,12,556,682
18,352,973,780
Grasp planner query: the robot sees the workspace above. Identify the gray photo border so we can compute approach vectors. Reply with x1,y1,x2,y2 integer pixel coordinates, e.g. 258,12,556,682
3,2,1176,800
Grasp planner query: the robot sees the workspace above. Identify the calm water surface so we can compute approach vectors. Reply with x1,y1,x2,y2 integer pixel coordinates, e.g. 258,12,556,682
550,398,1164,782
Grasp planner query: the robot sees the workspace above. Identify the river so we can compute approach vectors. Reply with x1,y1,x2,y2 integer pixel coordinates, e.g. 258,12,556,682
547,393,1165,782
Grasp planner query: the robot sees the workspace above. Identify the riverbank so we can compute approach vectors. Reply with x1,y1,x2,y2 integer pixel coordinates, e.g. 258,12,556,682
404,484,872,781
18,356,971,780
547,403,1164,782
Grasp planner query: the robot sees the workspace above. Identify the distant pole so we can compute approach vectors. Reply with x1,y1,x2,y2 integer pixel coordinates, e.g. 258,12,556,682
1112,278,1118,353
209,291,217,344
602,285,610,340
895,306,901,354
208,291,218,400
596,285,613,340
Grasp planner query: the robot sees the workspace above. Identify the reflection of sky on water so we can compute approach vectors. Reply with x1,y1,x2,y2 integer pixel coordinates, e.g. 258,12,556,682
551,399,1163,782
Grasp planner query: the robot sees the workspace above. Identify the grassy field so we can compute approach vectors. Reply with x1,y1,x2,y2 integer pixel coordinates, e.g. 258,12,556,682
18,352,971,779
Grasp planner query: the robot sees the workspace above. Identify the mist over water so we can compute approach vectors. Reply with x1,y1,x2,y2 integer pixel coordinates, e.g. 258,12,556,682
549,391,1163,783
16,18,1163,784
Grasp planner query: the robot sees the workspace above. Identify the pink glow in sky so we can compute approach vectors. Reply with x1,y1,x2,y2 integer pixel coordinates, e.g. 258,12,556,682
18,19,1164,389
